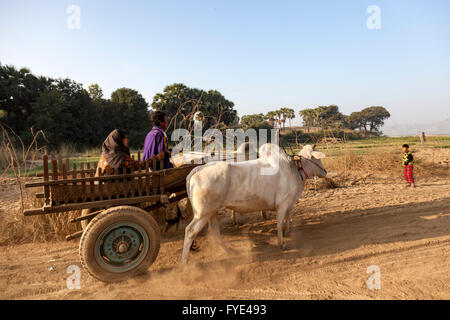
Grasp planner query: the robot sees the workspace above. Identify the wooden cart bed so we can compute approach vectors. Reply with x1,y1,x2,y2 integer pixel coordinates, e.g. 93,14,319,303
24,154,202,216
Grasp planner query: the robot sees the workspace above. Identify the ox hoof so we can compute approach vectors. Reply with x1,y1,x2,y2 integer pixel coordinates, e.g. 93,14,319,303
190,240,200,252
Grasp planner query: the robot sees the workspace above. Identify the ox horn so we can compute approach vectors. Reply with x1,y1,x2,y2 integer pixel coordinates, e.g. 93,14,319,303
288,143,296,156
281,144,294,157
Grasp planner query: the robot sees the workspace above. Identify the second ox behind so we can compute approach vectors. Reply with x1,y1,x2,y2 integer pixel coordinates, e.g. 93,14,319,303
182,143,327,264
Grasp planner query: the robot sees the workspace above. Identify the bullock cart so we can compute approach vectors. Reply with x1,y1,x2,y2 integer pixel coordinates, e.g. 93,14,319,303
24,153,203,282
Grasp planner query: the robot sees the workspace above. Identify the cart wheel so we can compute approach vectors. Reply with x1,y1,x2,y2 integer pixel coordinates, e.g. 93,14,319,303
80,209,92,229
79,205,160,282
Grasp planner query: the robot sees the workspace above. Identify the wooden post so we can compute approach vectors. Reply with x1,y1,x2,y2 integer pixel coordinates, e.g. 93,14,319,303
43,155,50,206
88,163,94,201
106,167,112,200
72,163,78,202
123,166,128,198
58,155,63,175
65,158,70,177
62,162,68,204
97,167,103,201
152,156,157,195
51,157,59,205
160,171,165,194
145,160,150,196
80,163,86,202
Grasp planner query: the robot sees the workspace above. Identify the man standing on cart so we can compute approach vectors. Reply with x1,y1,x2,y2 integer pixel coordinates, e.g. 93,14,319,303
142,111,173,169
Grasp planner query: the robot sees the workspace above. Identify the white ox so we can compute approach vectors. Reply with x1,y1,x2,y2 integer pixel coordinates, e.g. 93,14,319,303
181,143,327,264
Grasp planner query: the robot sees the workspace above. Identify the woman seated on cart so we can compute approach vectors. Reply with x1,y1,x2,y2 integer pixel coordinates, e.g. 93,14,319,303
97,129,138,175
142,111,173,170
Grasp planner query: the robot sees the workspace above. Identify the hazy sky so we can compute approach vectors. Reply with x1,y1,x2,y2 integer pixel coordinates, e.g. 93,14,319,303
1,0,449,126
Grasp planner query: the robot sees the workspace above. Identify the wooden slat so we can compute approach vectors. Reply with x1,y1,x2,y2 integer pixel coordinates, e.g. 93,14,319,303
106,167,112,200
72,162,78,202
113,167,120,199
51,157,59,205
152,157,157,172
70,209,103,223
137,165,143,197
145,160,150,196
66,230,83,241
97,167,103,201
160,170,165,194
43,155,50,205
80,163,86,202
152,156,158,194
58,155,63,173
138,151,141,162
122,166,128,198
65,159,70,176
62,162,68,204
88,163,94,201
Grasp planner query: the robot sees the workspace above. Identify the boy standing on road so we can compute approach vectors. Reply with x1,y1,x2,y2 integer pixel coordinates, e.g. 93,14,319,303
402,144,415,188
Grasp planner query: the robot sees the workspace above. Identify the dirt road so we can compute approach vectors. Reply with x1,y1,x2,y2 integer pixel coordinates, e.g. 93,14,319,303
1,173,449,300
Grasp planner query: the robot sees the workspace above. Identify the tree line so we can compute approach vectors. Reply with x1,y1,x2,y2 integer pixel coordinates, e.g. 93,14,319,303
0,64,239,150
1,63,389,152
242,105,390,134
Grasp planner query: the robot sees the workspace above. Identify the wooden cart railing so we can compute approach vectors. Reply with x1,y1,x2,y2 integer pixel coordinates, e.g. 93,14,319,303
24,154,202,216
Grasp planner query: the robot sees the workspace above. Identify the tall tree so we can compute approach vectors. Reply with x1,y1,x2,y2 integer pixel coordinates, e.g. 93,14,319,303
362,106,390,133
299,108,314,132
241,113,272,130
88,83,103,100
151,83,238,132
282,107,295,129
111,87,150,146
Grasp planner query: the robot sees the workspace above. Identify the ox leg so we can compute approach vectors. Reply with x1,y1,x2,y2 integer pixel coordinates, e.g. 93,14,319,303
231,210,238,225
209,214,235,254
276,207,289,250
260,210,268,220
284,210,292,236
182,216,209,265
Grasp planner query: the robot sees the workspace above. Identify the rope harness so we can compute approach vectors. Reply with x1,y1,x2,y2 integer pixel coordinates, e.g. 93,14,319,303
294,156,326,181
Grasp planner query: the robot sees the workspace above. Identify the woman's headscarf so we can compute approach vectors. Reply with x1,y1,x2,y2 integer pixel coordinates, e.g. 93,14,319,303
102,129,131,169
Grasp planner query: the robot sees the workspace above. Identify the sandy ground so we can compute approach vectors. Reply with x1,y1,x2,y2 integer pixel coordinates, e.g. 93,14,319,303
1,166,449,300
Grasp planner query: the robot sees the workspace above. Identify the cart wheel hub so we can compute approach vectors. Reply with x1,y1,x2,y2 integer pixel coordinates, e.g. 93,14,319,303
117,242,129,253
100,226,144,264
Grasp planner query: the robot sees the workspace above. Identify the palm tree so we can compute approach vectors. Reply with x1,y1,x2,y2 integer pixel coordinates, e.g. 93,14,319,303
284,108,295,129
275,109,283,130
265,111,277,127
299,108,314,132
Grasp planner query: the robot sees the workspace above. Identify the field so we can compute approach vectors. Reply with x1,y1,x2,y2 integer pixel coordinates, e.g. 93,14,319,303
1,137,450,299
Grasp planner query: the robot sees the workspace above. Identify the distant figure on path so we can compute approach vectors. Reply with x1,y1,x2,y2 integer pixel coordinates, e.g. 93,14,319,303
420,132,426,147
402,144,415,188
